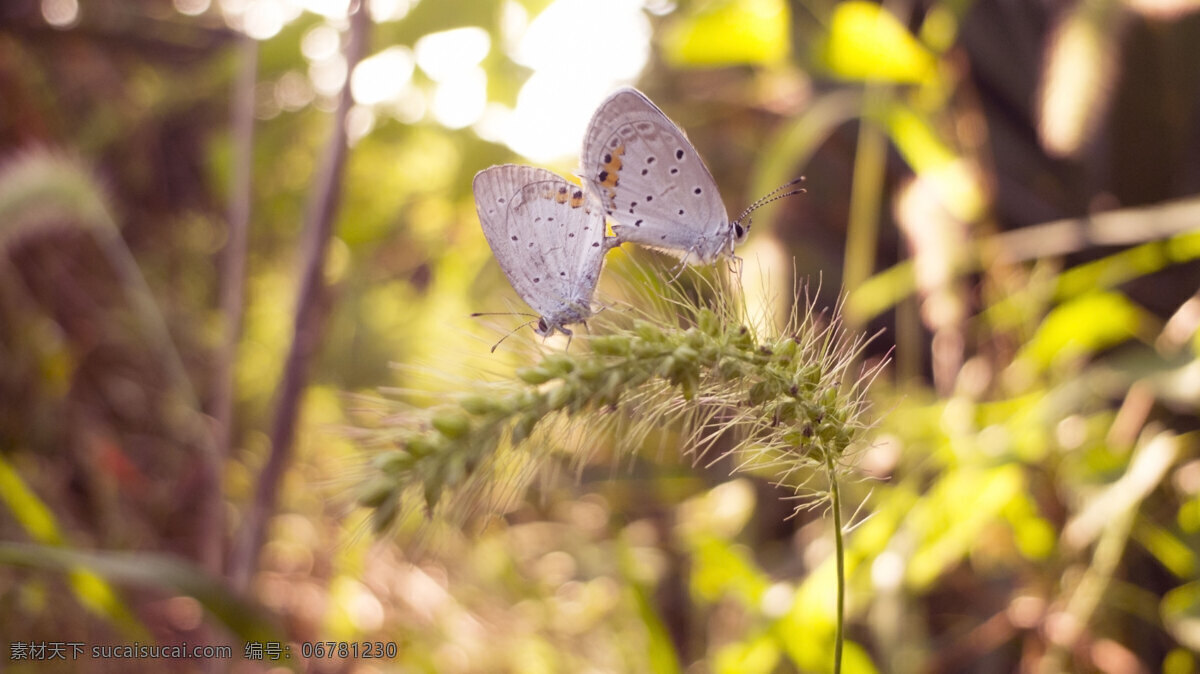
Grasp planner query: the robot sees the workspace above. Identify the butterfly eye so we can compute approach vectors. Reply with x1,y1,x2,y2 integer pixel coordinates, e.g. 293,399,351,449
734,222,746,239
536,318,548,334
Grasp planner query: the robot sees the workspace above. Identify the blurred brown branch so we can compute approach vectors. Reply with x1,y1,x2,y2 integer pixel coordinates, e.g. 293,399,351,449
230,3,370,591
202,34,257,577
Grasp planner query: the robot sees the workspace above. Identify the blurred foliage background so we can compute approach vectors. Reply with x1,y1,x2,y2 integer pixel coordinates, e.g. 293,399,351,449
2,0,1200,671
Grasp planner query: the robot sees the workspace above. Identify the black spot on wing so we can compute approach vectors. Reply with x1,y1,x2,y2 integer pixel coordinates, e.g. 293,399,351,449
675,149,684,160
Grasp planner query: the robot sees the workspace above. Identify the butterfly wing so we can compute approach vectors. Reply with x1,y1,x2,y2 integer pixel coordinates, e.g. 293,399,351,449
473,165,606,328
581,88,731,263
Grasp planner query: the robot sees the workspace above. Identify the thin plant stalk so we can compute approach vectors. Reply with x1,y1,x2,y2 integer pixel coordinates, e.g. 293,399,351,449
844,89,890,315
828,455,845,674
231,4,369,591
206,32,257,576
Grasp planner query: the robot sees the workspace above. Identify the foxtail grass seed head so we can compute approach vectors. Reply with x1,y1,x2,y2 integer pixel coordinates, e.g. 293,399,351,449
358,265,884,529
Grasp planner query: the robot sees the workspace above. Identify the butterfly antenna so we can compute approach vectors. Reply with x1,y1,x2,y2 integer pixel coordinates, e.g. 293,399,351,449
488,319,539,353
734,176,807,225
471,311,539,319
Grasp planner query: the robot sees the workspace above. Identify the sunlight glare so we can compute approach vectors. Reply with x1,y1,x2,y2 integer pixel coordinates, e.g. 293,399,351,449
173,0,211,16
872,550,905,591
295,0,349,19
414,27,491,82
351,46,416,106
275,70,314,111
390,88,426,124
41,0,79,27
301,24,340,61
346,105,377,146
431,67,487,130
309,53,348,97
369,0,418,22
513,0,648,79
242,0,287,40
219,0,251,15
499,0,528,52
473,103,512,144
501,0,650,161
503,74,609,163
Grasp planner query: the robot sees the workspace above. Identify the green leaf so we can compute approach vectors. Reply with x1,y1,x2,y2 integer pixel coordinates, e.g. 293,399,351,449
818,1,937,83
627,576,684,674
0,543,280,643
1022,291,1144,368
713,631,781,674
906,465,1026,589
688,535,770,605
662,0,791,67
1163,580,1200,651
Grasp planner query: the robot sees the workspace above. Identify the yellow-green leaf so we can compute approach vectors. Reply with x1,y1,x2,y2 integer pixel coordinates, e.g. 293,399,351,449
1022,291,1144,368
662,0,791,67
818,1,936,83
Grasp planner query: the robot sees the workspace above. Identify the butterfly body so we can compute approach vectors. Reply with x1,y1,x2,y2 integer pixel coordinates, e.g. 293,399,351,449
473,164,607,337
581,88,745,265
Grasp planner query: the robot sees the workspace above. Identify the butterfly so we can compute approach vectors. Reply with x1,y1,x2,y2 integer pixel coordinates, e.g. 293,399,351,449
581,88,803,266
473,164,610,343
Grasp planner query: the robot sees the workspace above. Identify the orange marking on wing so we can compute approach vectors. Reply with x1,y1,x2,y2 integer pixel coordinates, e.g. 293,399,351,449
599,143,625,188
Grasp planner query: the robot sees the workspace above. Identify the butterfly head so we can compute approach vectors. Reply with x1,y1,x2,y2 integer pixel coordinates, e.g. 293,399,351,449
730,177,807,248
732,219,750,246
535,301,589,337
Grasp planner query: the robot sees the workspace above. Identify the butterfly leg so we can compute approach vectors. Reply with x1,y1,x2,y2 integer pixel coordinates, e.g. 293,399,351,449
667,257,688,283
667,243,702,283
727,254,744,278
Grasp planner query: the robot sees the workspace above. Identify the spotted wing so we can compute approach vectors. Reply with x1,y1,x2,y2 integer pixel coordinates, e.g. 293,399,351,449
473,165,606,321
581,88,730,259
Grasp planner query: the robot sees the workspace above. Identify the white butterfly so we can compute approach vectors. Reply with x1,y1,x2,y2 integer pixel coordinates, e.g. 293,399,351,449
473,164,609,340
580,87,743,265
581,88,803,267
